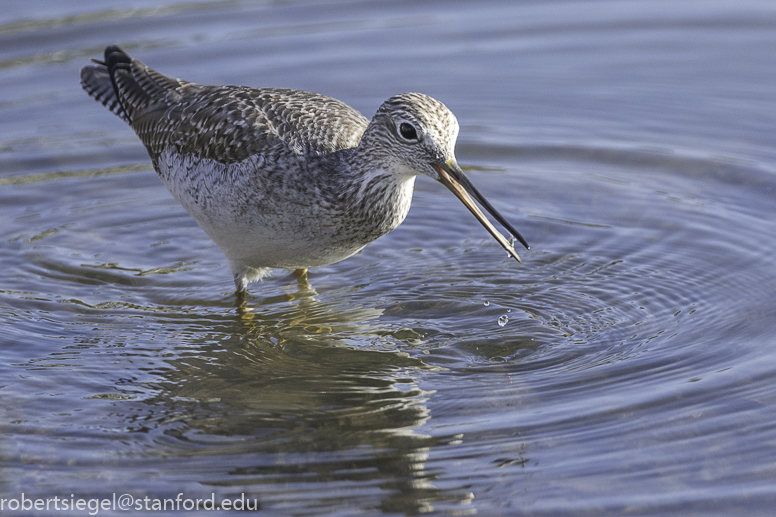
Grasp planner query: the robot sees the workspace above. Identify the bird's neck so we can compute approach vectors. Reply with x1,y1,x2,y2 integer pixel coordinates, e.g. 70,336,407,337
333,147,417,237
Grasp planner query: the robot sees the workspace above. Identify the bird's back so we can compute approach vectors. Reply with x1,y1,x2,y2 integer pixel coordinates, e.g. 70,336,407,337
80,45,370,165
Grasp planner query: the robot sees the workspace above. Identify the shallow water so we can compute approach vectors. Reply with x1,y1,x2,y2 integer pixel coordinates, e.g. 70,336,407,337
2,0,776,515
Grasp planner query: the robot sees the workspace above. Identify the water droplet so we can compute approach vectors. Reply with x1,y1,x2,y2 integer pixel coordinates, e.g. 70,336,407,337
498,315,508,327
484,301,490,306
507,309,512,313
509,234,515,248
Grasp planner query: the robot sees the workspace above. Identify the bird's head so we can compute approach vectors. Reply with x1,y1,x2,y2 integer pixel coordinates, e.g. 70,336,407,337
361,92,529,261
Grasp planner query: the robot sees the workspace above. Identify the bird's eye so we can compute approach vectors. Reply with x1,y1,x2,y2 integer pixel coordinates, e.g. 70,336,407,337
399,122,419,141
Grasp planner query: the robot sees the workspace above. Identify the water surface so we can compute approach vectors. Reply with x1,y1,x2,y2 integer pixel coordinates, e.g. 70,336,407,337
2,0,776,515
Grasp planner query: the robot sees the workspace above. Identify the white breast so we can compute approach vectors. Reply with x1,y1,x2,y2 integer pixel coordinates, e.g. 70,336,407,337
154,149,415,272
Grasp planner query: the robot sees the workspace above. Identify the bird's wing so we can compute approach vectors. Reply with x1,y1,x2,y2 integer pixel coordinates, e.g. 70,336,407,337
81,46,370,164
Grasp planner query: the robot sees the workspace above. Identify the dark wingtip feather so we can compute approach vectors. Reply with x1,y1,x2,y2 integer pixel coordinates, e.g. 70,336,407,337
104,45,132,71
86,45,185,127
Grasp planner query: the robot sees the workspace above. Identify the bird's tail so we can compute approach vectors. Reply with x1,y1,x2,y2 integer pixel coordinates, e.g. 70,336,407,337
80,45,183,125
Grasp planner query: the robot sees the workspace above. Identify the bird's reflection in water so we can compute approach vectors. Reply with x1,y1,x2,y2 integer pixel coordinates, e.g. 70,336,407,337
142,275,472,514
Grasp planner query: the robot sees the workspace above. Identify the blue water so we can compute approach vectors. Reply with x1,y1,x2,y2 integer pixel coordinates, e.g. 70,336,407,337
2,0,776,515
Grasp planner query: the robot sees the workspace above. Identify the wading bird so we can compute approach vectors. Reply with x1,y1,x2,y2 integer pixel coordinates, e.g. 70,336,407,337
81,46,528,294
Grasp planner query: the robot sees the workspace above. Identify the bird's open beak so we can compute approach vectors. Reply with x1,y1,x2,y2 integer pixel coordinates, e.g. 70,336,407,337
432,159,529,264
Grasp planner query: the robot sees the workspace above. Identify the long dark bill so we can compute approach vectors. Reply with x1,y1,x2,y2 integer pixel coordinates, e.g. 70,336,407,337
433,160,529,264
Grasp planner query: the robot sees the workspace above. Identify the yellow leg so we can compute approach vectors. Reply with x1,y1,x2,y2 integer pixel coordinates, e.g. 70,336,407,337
293,268,312,292
235,287,248,306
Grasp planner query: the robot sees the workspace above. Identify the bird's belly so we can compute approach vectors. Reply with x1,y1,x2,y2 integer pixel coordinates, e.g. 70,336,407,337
155,151,386,269
197,214,370,269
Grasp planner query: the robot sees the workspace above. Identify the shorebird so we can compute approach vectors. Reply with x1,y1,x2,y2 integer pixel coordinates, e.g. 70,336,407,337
81,45,529,293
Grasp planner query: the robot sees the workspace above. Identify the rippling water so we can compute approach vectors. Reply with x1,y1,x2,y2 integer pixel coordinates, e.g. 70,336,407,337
2,0,776,515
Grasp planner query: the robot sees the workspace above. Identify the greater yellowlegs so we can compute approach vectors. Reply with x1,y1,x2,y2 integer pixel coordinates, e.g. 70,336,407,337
81,46,529,292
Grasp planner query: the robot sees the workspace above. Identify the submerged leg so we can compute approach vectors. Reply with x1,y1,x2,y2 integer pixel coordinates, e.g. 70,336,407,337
293,268,311,291
234,273,249,311
233,267,313,309
235,287,248,310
